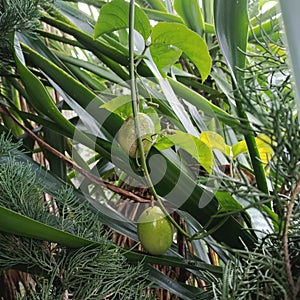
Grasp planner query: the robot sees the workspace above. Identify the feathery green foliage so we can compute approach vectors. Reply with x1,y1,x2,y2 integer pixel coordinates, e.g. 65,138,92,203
0,0,299,299
0,136,153,299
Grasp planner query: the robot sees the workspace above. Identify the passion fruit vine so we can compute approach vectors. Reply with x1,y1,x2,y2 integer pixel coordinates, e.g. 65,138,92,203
137,206,173,255
117,113,155,158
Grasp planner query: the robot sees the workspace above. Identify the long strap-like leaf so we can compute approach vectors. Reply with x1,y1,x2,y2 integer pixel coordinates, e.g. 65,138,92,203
214,0,269,195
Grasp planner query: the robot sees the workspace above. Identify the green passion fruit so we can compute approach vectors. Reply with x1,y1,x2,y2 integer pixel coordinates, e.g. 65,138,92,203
137,206,173,255
117,113,155,158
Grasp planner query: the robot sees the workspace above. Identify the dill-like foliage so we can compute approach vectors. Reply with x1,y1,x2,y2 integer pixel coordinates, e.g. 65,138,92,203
210,6,300,299
0,0,51,70
0,132,22,155
0,135,153,299
0,0,44,35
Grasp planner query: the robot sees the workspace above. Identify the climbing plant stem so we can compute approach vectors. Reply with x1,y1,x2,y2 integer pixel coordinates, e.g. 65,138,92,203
128,0,191,239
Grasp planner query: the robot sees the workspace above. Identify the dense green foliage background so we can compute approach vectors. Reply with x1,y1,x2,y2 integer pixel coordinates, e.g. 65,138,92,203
0,0,299,299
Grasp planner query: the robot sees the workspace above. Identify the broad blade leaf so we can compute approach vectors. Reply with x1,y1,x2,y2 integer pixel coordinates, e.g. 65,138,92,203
214,0,248,86
0,206,93,248
14,40,75,134
255,134,274,165
232,134,274,165
174,0,205,35
232,140,248,158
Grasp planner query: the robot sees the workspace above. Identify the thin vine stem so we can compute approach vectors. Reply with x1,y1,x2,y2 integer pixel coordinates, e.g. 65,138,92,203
128,0,191,239
283,181,300,299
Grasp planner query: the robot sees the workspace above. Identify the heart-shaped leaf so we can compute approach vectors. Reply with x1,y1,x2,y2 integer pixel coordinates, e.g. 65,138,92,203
94,0,151,41
151,22,212,81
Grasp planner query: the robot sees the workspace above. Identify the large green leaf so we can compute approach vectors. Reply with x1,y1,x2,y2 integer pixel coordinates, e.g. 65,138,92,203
214,0,269,195
214,0,248,86
151,22,212,81
168,77,239,127
0,206,94,248
143,0,167,11
174,0,205,35
150,44,182,71
94,0,151,41
14,41,75,135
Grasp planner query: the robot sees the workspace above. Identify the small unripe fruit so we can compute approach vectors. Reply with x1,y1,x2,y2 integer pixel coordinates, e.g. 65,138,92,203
117,113,155,158
137,206,173,255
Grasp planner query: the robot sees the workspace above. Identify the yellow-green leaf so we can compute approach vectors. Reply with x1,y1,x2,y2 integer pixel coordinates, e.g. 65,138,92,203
232,140,248,158
232,134,274,165
255,133,274,165
216,191,242,212
155,131,213,173
199,131,231,156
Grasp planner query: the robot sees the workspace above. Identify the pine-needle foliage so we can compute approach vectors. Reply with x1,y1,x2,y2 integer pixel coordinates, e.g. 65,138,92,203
0,159,49,222
0,133,22,155
0,0,41,35
210,12,300,299
0,135,153,299
214,235,291,299
0,0,46,70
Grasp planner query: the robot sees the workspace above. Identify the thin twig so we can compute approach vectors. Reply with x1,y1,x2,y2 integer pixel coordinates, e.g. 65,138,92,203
0,104,151,203
296,276,300,296
283,181,300,299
